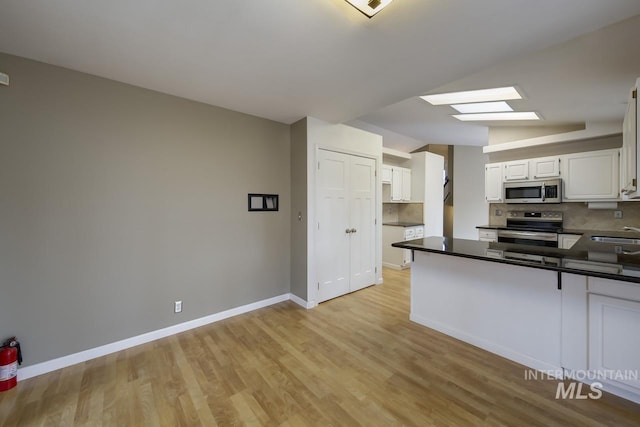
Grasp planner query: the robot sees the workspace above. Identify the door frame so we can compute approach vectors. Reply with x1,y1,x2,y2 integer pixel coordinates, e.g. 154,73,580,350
310,146,381,305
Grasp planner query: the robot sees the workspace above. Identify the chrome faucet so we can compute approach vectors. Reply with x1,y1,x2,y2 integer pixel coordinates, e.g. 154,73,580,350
623,226,640,233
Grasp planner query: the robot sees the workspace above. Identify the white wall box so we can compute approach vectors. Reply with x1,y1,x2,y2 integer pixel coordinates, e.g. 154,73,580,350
485,162,504,202
316,149,377,303
504,160,529,181
561,148,620,201
621,79,639,198
558,233,581,249
530,156,561,179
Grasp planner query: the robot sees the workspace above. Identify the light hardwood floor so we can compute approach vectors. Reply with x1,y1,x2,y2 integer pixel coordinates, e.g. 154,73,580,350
1,268,639,426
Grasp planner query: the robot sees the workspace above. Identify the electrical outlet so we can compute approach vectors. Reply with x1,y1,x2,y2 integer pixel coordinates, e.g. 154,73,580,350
614,210,623,219
495,209,503,216
174,300,182,313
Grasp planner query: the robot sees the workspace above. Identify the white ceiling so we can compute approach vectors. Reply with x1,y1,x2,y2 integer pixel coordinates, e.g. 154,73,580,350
1,1,639,152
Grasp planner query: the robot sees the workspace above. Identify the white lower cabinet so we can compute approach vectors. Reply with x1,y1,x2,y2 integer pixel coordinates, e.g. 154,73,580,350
562,275,640,402
589,294,640,392
382,225,423,269
478,228,498,242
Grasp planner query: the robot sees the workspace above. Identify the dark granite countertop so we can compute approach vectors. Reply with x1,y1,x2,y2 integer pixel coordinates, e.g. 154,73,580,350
392,230,640,284
383,222,424,227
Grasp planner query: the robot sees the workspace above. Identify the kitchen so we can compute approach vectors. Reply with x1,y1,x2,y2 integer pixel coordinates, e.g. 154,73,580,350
394,77,640,404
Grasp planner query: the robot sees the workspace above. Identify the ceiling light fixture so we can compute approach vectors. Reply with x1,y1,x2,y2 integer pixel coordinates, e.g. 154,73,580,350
453,112,540,121
450,101,513,114
421,86,522,105
344,0,394,18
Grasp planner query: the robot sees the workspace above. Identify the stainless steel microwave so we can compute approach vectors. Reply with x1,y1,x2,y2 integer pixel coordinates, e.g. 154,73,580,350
503,179,562,203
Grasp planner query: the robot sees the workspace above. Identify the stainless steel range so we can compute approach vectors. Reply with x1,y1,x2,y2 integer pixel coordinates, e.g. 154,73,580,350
497,211,563,247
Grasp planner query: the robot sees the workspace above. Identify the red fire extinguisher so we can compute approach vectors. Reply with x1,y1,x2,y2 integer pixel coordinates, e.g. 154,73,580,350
0,337,22,392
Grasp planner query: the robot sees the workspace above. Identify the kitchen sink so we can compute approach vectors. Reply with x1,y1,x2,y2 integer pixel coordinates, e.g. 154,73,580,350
590,236,640,245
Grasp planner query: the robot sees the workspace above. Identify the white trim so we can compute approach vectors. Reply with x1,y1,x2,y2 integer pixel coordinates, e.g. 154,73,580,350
18,293,290,381
288,293,316,309
482,122,621,154
382,261,407,270
578,377,640,404
410,313,562,374
382,146,412,160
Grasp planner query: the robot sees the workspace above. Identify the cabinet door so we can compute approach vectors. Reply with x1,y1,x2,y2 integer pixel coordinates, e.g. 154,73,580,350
484,163,503,202
401,168,412,201
504,160,529,181
621,88,637,196
562,149,620,201
530,156,560,179
382,165,393,184
589,294,640,391
391,167,402,201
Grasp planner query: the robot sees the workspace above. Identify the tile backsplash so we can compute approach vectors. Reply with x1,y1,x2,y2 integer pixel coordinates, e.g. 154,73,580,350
383,203,424,224
489,202,640,231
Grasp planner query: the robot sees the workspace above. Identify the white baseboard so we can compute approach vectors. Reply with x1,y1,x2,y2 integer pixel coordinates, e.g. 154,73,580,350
382,262,409,270
410,313,562,374
288,293,316,309
18,293,291,381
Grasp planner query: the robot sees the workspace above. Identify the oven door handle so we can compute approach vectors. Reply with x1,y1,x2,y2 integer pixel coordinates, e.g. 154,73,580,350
541,183,546,202
497,230,558,241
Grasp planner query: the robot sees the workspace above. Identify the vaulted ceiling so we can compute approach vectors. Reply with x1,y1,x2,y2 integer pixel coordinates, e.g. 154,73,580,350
1,1,639,151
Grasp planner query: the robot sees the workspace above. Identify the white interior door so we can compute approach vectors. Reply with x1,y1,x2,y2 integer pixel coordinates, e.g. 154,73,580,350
349,155,376,291
317,150,376,302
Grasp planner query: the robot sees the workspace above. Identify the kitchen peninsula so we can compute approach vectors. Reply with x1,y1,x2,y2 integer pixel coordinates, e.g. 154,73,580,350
393,234,640,403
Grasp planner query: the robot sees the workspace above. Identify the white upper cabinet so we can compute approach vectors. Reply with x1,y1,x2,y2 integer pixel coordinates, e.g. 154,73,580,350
401,168,411,201
388,165,412,202
391,167,402,201
381,165,392,184
561,148,620,201
485,162,504,202
530,156,561,179
621,82,638,197
503,160,529,181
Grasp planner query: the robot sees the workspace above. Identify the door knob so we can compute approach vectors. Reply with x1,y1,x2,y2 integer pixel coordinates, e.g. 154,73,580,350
345,228,352,234
351,228,357,233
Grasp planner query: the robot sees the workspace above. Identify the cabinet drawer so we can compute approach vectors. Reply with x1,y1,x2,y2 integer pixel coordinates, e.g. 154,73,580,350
588,277,640,301
478,229,498,241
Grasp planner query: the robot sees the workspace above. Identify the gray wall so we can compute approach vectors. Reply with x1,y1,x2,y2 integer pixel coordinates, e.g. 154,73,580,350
289,119,307,300
453,146,489,239
0,53,291,366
